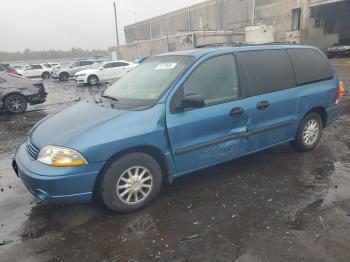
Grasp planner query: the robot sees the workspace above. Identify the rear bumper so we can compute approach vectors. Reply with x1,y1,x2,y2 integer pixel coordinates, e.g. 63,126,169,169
27,90,47,105
326,105,340,126
13,143,104,204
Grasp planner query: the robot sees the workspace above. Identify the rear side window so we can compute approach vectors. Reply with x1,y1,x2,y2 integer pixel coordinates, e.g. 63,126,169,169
183,54,239,105
287,48,334,85
239,49,296,96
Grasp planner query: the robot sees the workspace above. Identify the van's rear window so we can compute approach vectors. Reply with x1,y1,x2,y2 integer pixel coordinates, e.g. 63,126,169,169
287,48,334,85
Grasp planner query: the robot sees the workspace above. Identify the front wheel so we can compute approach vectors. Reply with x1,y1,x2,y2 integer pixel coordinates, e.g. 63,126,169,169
87,75,99,85
99,153,162,213
291,112,323,152
4,94,27,114
59,72,69,81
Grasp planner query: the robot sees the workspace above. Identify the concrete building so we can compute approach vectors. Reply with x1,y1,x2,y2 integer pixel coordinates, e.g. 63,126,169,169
110,0,350,61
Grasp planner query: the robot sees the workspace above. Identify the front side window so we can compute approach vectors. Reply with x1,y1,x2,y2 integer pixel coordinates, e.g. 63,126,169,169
80,61,94,66
114,62,129,67
183,54,239,105
104,55,194,108
102,63,114,69
31,65,43,69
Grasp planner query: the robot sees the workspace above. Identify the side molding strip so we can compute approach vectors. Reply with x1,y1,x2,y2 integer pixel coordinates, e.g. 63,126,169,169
173,119,295,155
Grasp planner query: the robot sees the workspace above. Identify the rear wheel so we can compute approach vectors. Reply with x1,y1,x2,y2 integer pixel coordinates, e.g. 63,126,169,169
42,71,50,79
88,75,99,85
99,153,162,213
4,94,27,114
291,112,323,152
59,72,69,81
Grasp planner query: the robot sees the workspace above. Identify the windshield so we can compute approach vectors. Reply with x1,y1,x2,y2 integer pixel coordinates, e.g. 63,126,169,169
70,62,80,68
103,55,194,108
92,62,103,69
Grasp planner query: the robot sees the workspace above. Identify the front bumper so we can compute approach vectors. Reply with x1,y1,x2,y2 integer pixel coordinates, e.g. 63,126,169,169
75,76,88,84
13,143,105,204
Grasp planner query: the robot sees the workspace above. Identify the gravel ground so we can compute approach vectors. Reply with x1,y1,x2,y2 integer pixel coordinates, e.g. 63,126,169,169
0,61,349,262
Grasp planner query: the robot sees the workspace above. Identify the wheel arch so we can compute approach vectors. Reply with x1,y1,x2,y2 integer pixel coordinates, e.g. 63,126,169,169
1,91,28,103
59,71,69,78
304,106,327,128
93,145,173,198
88,74,99,84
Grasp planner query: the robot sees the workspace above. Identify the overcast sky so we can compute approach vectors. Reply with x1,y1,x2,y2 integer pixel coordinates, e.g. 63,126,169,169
0,0,206,52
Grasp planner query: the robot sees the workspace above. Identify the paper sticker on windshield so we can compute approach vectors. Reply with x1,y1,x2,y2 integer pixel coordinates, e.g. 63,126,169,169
155,63,177,70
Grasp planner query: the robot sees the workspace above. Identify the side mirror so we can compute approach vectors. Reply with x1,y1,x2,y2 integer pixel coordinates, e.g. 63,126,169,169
178,94,205,110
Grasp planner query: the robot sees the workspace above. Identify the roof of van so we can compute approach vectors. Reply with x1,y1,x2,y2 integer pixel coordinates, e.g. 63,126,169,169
157,44,318,59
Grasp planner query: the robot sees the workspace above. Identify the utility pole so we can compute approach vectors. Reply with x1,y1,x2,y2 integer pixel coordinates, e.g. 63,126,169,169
113,1,120,46
251,0,255,26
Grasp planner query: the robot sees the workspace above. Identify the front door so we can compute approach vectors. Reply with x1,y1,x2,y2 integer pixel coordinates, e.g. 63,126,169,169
166,54,250,174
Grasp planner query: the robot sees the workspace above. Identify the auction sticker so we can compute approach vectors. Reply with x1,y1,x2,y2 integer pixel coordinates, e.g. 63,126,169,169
155,63,177,70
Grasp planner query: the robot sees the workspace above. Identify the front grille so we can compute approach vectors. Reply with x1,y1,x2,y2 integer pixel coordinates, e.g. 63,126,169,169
27,139,40,159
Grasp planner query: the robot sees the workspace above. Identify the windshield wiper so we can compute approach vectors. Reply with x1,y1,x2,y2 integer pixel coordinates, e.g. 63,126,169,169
101,95,119,101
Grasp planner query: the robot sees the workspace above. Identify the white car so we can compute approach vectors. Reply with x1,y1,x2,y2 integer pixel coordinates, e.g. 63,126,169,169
52,60,98,81
21,64,52,79
75,60,138,85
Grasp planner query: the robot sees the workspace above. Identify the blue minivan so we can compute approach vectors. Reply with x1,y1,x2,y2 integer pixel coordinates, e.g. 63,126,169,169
13,45,344,212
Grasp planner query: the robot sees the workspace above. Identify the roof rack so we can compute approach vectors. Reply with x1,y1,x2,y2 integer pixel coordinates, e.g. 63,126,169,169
195,41,300,49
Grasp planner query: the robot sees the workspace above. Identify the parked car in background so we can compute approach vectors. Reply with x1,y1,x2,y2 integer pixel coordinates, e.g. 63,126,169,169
0,72,47,114
75,60,138,85
52,60,99,81
21,64,52,79
134,57,149,64
13,66,23,75
12,45,345,213
0,63,18,75
327,39,350,58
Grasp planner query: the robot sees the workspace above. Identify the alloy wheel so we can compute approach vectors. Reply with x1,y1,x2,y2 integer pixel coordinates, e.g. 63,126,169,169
116,166,153,205
302,119,320,146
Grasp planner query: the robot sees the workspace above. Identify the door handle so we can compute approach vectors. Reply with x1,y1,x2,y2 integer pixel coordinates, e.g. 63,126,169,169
230,107,245,117
257,101,270,110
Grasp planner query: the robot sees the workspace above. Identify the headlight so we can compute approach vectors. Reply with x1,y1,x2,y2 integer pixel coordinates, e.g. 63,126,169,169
76,73,86,77
37,145,88,167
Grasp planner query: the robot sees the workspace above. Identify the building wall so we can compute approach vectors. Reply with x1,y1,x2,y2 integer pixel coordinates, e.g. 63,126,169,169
124,0,253,44
112,32,244,61
114,0,349,59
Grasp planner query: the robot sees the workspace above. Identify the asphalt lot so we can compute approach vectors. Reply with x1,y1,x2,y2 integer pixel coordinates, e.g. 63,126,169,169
0,62,350,262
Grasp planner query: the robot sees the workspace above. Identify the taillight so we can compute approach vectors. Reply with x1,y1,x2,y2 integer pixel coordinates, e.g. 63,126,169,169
335,81,346,105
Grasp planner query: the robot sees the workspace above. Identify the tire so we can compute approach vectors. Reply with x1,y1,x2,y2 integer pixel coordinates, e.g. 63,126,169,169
291,112,323,152
59,72,69,81
87,75,99,85
4,94,27,114
99,153,162,213
42,71,50,79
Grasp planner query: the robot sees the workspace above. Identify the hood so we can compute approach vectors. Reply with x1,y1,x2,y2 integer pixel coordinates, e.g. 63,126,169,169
30,101,125,148
75,68,97,76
